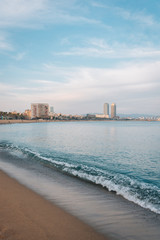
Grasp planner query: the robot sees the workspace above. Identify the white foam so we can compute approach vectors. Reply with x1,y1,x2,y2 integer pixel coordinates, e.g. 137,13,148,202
6,146,160,215
64,168,160,214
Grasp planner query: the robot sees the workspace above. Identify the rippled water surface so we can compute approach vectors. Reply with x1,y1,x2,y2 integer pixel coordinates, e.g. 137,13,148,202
0,121,160,240
0,121,160,213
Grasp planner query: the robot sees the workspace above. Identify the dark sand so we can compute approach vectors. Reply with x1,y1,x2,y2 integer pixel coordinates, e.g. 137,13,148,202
0,170,109,240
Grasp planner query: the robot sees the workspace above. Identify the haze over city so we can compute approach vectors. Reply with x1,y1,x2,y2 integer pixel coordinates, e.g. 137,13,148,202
0,0,160,115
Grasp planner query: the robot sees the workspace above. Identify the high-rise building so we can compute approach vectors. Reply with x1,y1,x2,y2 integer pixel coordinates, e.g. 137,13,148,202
104,103,109,116
49,106,54,119
31,103,49,119
111,103,116,118
50,106,54,113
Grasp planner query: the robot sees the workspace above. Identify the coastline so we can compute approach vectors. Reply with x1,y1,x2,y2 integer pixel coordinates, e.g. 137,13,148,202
0,169,108,240
0,119,54,124
0,118,159,124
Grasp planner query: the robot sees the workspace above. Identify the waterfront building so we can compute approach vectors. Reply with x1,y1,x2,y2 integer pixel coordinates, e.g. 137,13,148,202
111,103,116,118
50,106,54,113
31,103,49,119
104,103,109,116
49,106,54,119
96,114,109,119
24,109,31,119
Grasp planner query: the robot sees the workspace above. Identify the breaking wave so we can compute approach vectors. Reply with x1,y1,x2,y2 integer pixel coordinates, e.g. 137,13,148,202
0,141,160,214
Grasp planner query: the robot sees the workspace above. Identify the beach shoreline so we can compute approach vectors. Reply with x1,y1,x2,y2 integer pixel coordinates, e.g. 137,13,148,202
0,119,158,124
0,169,108,240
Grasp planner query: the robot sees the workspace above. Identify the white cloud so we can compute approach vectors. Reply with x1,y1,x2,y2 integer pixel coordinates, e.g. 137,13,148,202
1,60,159,114
0,0,48,28
36,61,160,104
0,0,103,28
0,33,13,51
126,11,156,27
0,82,11,91
0,0,46,20
12,52,26,60
114,7,156,26
0,0,46,17
92,1,158,27
32,79,53,84
55,46,113,57
54,38,160,59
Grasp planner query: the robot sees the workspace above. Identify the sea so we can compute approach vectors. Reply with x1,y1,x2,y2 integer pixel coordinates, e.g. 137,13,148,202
0,121,160,240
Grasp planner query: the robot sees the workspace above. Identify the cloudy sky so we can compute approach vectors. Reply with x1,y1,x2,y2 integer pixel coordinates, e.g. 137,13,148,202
0,0,160,115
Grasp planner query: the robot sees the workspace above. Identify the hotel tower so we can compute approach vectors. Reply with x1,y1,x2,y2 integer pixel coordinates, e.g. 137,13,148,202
31,103,49,119
111,103,116,118
104,103,109,116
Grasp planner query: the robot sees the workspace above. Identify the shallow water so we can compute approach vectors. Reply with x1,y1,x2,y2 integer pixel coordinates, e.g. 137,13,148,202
0,121,160,239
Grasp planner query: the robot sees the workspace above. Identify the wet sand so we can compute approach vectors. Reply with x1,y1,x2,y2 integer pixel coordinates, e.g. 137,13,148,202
0,170,108,240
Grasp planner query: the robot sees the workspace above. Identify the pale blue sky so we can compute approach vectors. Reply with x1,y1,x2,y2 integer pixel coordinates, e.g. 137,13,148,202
0,0,160,115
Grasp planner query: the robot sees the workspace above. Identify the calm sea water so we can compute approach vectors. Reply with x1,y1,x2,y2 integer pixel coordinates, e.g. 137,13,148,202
0,121,160,213
0,121,160,239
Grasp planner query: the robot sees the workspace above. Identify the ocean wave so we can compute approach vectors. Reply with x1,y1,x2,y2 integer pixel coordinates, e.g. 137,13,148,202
0,142,160,214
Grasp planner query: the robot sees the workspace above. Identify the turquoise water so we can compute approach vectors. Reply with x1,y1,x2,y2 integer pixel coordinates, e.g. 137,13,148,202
0,121,159,215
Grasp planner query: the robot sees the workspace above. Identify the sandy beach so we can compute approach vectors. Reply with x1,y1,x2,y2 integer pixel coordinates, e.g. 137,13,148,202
0,170,108,240
0,119,53,124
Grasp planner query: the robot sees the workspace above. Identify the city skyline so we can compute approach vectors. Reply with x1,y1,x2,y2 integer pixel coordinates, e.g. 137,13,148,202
0,0,160,115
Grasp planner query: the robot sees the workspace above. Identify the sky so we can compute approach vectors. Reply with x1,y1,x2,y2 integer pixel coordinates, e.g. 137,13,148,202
0,0,160,115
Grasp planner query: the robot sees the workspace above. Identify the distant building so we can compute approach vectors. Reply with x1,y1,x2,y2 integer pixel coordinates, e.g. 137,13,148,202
96,114,109,119
11,111,18,115
24,109,31,119
50,106,54,113
111,103,116,118
86,114,96,119
104,103,109,116
49,106,54,118
31,103,49,119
